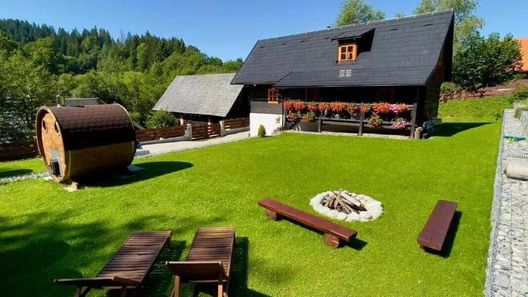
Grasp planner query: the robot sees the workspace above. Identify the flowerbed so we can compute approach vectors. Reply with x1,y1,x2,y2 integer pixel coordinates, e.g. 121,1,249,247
285,101,413,130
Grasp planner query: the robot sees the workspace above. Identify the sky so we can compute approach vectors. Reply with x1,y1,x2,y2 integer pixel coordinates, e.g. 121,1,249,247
0,0,526,61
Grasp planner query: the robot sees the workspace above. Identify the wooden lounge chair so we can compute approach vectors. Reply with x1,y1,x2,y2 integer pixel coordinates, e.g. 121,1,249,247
55,231,171,297
166,227,235,297
418,200,458,252
258,199,357,248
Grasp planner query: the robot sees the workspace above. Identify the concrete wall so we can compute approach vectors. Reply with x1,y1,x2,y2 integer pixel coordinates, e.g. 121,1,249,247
250,113,283,137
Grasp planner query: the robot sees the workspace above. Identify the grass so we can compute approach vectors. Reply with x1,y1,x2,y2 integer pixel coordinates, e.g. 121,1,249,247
0,98,509,297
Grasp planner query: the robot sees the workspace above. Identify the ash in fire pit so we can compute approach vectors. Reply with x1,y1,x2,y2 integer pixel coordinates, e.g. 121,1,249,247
310,190,383,222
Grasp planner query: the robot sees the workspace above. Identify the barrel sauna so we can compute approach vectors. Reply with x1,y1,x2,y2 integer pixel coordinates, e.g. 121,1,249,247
35,104,136,182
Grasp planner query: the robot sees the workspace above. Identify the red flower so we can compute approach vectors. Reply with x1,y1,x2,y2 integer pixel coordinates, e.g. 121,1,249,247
347,103,359,113
292,101,306,112
307,103,319,112
330,102,347,113
372,102,391,114
318,103,330,112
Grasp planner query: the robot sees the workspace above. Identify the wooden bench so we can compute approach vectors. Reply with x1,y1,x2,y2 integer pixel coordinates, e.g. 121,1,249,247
166,227,235,297
258,199,357,248
55,231,172,297
418,200,458,252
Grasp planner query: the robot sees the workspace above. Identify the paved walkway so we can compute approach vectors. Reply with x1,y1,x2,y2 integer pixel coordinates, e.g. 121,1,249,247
139,131,250,156
486,110,528,297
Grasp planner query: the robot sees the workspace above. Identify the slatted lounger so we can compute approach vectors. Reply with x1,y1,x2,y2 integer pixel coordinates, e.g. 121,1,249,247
166,227,235,297
418,200,458,252
258,199,357,248
55,231,172,297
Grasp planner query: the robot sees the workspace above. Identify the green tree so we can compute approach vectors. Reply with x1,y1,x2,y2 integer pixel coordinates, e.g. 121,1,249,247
414,0,484,49
0,52,56,142
453,33,522,92
146,110,179,128
336,0,385,26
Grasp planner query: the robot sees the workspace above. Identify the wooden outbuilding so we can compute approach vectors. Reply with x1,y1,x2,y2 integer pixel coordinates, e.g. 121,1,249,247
35,104,136,182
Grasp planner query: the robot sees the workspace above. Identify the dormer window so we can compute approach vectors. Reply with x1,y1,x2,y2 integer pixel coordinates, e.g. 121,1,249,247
338,43,357,63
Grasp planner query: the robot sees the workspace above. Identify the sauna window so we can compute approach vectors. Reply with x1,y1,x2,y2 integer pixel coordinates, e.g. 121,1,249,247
42,120,47,131
54,122,60,133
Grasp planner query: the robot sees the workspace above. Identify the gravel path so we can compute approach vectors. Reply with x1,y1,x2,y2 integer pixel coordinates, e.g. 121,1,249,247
139,131,250,156
486,110,528,297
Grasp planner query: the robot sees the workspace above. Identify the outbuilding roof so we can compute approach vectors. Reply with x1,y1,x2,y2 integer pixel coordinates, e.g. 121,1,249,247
232,11,454,87
153,73,243,117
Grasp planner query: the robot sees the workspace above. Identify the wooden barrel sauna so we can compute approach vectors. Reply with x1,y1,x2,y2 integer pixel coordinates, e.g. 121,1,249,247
35,104,136,182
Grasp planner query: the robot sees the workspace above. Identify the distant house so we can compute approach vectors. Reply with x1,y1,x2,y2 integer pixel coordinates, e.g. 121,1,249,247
153,73,248,123
232,11,454,136
63,98,102,107
519,38,528,73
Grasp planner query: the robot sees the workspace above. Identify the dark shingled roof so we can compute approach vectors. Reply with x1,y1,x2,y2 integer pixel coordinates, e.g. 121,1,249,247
42,104,136,150
232,11,454,87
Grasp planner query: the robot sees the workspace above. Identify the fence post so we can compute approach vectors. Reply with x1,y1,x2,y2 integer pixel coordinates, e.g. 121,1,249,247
186,124,192,140
410,103,417,139
220,120,226,137
359,109,364,136
318,117,322,133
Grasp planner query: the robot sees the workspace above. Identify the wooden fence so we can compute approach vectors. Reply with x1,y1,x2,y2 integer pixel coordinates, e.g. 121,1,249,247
192,123,221,140
224,117,249,130
0,140,38,161
136,125,186,143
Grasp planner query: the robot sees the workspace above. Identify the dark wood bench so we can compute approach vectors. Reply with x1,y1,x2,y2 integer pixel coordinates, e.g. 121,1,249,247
166,227,235,297
258,199,357,248
55,231,172,297
418,200,458,252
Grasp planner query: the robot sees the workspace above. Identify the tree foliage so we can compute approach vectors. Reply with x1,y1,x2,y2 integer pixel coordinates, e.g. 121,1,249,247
336,0,385,26
452,33,522,92
414,0,484,50
0,19,242,142
146,110,179,128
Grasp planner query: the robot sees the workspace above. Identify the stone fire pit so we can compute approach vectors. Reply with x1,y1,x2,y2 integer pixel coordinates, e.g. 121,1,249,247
309,190,383,222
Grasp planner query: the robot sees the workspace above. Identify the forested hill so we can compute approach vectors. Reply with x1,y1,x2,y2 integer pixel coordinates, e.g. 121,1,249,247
0,19,243,142
0,19,242,75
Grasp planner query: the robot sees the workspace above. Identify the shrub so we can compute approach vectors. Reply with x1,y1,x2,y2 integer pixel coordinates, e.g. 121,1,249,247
128,111,143,125
257,125,266,137
512,86,528,102
440,82,461,98
146,110,179,128
302,111,316,122
368,115,383,128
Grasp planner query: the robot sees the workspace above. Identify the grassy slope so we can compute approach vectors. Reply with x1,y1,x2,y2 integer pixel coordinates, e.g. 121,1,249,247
0,98,509,297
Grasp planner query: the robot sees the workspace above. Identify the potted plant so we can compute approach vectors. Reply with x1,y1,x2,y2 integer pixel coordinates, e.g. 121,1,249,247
298,111,318,131
391,117,409,129
368,115,383,128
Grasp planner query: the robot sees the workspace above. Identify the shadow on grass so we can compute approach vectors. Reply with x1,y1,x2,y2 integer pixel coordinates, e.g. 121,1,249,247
192,237,270,297
423,211,462,258
0,168,32,179
77,161,193,188
0,211,214,297
270,216,367,251
432,123,489,137
140,241,186,297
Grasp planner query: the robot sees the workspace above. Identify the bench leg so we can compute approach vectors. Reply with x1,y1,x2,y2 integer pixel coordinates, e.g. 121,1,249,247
217,282,225,297
265,210,280,221
74,287,91,297
324,233,341,248
171,276,181,297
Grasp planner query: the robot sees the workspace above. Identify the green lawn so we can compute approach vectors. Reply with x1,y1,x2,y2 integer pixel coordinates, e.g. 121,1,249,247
0,98,508,297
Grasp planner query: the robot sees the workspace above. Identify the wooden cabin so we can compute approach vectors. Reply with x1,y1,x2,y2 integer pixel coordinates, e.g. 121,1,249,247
231,11,455,136
35,104,136,182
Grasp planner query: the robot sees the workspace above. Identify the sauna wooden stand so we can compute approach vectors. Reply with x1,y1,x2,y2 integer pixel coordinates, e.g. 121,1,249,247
258,199,357,248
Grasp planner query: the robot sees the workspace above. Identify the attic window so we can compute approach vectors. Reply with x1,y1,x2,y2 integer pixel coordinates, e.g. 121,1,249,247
268,87,279,103
338,43,357,63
